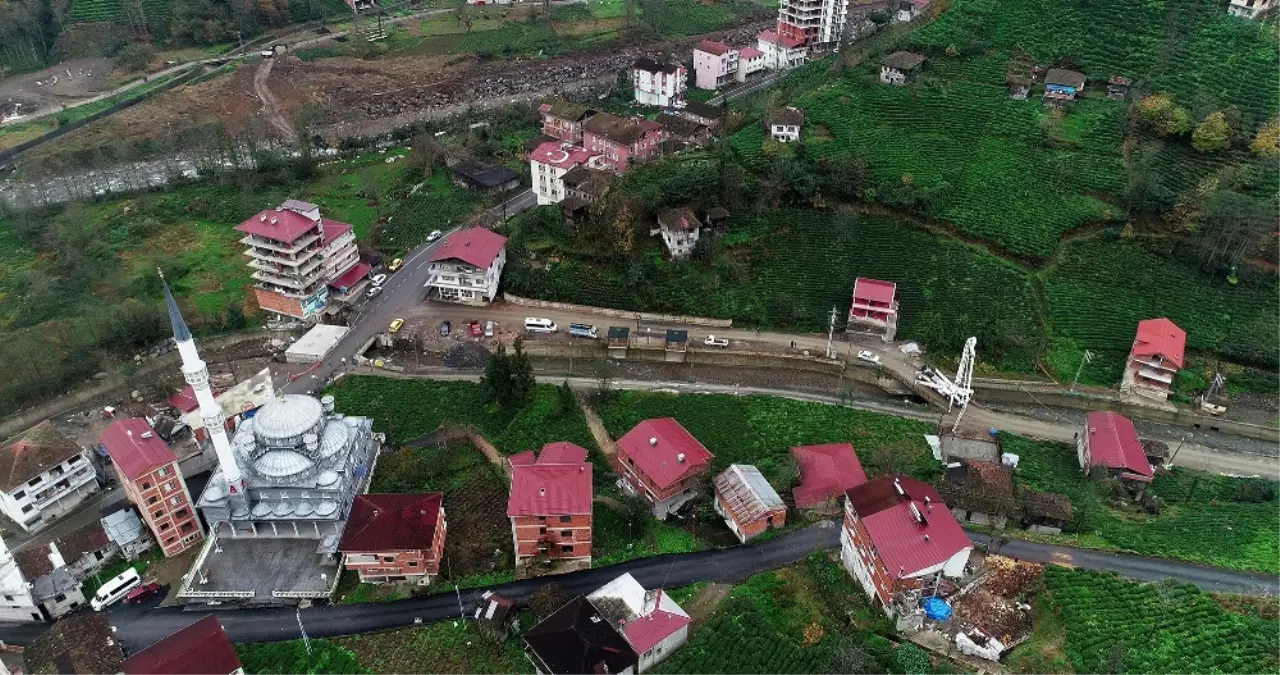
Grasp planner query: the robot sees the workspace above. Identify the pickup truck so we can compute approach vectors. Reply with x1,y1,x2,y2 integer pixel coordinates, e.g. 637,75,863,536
703,336,729,348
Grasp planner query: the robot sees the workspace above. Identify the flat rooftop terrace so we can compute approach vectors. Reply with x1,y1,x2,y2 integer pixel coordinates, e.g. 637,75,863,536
180,536,338,604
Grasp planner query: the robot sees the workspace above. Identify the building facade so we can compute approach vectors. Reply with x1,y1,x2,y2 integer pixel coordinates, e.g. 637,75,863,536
768,106,805,142
538,100,596,144
712,464,787,543
235,200,360,320
587,573,691,673
633,58,687,107
101,418,204,557
848,277,899,341
15,545,85,620
340,493,446,585
423,227,508,305
508,443,593,578
655,208,702,259
0,537,43,623
102,507,155,561
757,30,808,70
615,418,714,519
736,47,766,81
1120,317,1185,402
0,422,98,534
880,51,926,85
774,0,847,48
530,141,603,205
582,113,665,173
693,41,739,90
1229,0,1273,18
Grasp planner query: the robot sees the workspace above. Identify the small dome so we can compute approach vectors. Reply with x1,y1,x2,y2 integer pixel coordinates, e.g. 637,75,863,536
254,449,315,478
251,502,272,517
295,501,315,517
315,500,338,517
318,423,351,459
204,484,226,502
231,504,250,518
317,470,340,487
272,502,293,517
252,395,325,442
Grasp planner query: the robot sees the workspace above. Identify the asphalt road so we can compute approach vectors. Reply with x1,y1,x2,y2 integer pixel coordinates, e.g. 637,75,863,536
280,189,536,397
15,519,1270,652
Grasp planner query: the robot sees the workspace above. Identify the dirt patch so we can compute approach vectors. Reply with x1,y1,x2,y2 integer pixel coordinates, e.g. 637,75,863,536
0,58,113,118
151,548,201,606
687,582,733,626
577,396,617,458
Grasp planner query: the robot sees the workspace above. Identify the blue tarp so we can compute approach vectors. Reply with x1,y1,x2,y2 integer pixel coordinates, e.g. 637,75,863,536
923,597,952,621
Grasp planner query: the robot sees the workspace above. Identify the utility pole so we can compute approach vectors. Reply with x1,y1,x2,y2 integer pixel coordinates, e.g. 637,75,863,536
826,306,837,359
1167,433,1187,467
1070,349,1093,391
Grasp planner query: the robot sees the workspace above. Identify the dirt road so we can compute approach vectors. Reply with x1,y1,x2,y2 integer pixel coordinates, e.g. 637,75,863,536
253,57,295,141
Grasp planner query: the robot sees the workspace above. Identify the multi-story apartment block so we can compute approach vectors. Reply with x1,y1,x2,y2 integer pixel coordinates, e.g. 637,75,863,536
757,29,808,70
633,58,687,107
1120,318,1185,402
582,113,665,173
530,141,603,205
508,443,593,578
538,99,597,144
0,537,43,623
615,418,714,520
235,200,361,320
693,41,739,90
100,418,204,557
423,227,508,305
736,47,766,81
774,0,847,47
0,421,98,534
848,277,899,342
340,493,447,585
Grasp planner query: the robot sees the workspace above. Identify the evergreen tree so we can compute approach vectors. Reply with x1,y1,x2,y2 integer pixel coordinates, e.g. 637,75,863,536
510,337,537,406
481,343,512,405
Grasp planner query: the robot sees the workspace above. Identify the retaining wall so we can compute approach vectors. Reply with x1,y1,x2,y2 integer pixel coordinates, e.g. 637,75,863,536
502,293,733,328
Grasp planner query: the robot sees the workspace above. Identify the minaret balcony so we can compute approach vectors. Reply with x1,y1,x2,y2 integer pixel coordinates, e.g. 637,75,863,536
183,367,210,387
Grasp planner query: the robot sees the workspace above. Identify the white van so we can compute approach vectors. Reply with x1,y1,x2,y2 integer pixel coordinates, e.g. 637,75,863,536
524,318,558,333
91,567,141,611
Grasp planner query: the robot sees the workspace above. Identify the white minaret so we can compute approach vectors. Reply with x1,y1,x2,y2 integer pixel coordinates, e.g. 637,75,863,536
161,271,247,502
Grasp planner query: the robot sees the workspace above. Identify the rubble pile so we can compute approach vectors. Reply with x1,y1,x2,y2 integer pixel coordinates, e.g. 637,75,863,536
443,343,492,370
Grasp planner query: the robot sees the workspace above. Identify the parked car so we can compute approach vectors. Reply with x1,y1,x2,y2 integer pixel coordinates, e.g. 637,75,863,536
440,321,451,337
389,318,405,333
387,258,404,272
704,335,729,348
365,286,383,300
371,273,388,286
124,582,162,605
857,350,881,365
427,230,443,242
568,323,599,339
484,320,495,338
469,320,483,337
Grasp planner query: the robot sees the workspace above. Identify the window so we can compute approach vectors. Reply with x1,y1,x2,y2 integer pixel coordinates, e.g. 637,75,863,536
27,477,40,487
141,482,152,491
165,536,177,545
20,505,32,514
163,481,176,493
175,508,190,519
180,521,195,533
13,490,24,500
160,522,172,531
4,595,12,602
54,594,65,603
407,561,418,568
158,467,170,477
170,496,183,507
560,530,572,538
539,527,547,535
559,515,572,523
383,556,395,562
153,510,164,519
147,496,158,505
561,545,574,553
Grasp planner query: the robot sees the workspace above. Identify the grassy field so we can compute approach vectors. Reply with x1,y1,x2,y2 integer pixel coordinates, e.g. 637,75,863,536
1001,434,1280,574
236,639,366,674
336,621,532,674
1036,566,1280,674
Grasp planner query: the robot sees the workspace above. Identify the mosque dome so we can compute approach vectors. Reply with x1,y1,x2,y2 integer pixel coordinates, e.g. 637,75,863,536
252,395,325,446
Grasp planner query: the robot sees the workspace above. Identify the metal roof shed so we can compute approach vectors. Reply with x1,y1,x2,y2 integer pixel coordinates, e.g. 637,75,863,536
285,324,350,364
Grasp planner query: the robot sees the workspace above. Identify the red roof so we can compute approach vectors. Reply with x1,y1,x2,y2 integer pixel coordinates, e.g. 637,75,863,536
168,386,199,413
429,227,508,270
100,418,177,481
320,218,353,245
616,418,714,490
759,29,804,49
234,207,321,244
1084,412,1153,481
623,609,691,653
853,277,897,305
329,262,371,290
1132,318,1186,368
120,616,242,675
340,493,444,552
791,443,867,509
508,443,593,517
740,47,763,59
697,40,734,56
529,141,598,170
846,476,971,577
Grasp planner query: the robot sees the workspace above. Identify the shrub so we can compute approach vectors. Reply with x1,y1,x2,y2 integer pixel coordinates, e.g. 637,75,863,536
1192,112,1233,152
1137,95,1193,137
114,43,155,72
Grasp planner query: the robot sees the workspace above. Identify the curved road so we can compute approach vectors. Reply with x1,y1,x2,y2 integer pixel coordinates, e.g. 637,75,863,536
3,521,1273,651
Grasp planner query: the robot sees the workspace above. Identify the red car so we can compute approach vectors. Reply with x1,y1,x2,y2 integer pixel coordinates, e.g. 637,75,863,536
124,582,162,604
469,321,483,337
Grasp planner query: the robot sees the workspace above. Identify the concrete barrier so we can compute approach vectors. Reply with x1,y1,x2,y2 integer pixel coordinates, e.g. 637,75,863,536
502,293,733,328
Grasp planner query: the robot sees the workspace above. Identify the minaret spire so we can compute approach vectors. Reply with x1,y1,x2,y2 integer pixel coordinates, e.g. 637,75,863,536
159,270,246,502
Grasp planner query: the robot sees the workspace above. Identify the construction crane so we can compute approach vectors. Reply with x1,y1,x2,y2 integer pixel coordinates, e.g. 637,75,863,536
915,337,977,433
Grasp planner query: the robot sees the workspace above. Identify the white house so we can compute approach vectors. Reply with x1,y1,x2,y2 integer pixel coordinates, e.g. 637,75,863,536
424,227,509,305
736,47,766,82
587,573,690,673
0,538,43,623
880,51,926,85
655,208,702,259
1228,0,1273,18
757,30,807,70
895,0,930,22
633,57,687,108
768,106,805,142
529,141,602,205
0,422,98,534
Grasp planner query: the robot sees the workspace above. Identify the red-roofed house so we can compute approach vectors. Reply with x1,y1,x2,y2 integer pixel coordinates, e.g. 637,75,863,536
848,277,899,342
840,476,972,614
1121,318,1186,401
424,227,508,305
236,200,360,319
587,572,690,672
792,443,867,511
615,419,714,520
508,443,593,578
121,615,244,675
339,493,447,585
757,29,807,70
1077,411,1153,487
100,418,203,557
582,113,666,173
530,141,603,205
737,46,766,82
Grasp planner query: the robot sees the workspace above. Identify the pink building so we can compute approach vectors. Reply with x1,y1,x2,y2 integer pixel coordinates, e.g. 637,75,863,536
583,113,665,173
848,277,899,342
538,100,596,145
1121,318,1185,401
693,40,739,90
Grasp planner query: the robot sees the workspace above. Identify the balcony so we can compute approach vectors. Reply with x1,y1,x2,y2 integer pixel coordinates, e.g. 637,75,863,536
244,246,321,268
249,255,324,280
251,266,327,290
239,232,321,255
32,467,95,509
426,273,486,290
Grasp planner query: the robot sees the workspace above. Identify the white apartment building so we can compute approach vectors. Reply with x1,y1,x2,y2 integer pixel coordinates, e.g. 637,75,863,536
0,538,42,623
0,422,98,534
736,47,767,82
775,0,847,47
632,57,687,108
529,141,602,205
757,29,808,70
424,227,509,305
